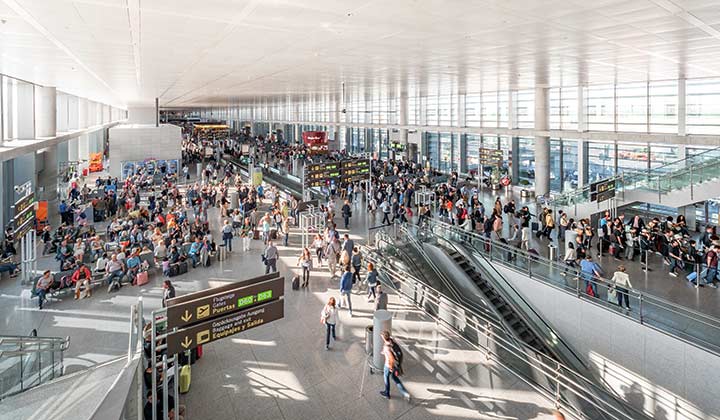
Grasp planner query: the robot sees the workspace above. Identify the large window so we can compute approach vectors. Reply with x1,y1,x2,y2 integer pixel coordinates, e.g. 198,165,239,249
514,89,534,129
408,95,419,125
588,142,615,181
466,134,481,172
426,95,439,126
562,140,579,191
687,78,720,135
649,80,677,133
466,94,481,127
518,137,535,187
617,143,648,174
650,144,681,172
550,139,562,192
482,91,498,128
439,95,452,126
549,88,561,130
498,92,509,128
439,132,452,172
585,85,615,131
616,82,647,132
427,132,439,169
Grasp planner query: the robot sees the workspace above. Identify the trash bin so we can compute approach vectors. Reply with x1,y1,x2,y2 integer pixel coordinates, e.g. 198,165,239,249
548,244,557,261
365,325,373,356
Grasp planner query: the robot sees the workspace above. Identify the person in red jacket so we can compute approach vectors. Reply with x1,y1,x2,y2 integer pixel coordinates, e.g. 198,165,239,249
72,262,93,300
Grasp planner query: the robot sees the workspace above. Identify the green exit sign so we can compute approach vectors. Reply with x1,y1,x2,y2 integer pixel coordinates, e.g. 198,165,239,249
237,295,254,308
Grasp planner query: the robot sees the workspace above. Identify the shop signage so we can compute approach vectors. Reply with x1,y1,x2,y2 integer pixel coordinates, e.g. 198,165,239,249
166,276,284,329
166,299,284,354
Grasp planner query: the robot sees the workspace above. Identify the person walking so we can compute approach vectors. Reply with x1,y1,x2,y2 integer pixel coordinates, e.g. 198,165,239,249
320,297,338,350
263,240,278,274
366,262,378,302
705,244,719,288
162,280,176,307
297,247,313,288
241,217,252,252
379,331,410,401
351,247,362,284
221,220,234,252
611,265,632,310
341,199,352,229
325,237,341,278
580,255,603,297
339,265,353,317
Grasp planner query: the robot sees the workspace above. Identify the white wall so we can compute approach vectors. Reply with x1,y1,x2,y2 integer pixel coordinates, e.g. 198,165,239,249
495,264,720,420
108,124,181,179
127,106,156,125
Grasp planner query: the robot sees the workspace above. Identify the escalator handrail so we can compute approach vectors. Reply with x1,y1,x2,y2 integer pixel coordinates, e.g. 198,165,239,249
424,218,720,355
367,250,650,420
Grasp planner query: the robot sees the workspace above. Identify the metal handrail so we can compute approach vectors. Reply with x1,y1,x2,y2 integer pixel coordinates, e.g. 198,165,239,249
546,145,720,207
367,251,652,420
423,218,720,355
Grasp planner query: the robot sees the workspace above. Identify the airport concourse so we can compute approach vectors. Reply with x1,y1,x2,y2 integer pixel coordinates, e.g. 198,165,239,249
2,1,720,420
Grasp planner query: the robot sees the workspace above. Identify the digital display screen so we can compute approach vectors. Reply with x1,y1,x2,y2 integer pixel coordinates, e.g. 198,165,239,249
237,295,254,308
257,290,272,302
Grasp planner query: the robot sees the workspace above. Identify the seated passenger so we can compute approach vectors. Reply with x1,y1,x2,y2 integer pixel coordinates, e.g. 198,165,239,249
95,253,109,273
188,238,202,268
0,261,19,277
35,270,55,310
105,254,126,288
72,263,92,300
126,251,142,279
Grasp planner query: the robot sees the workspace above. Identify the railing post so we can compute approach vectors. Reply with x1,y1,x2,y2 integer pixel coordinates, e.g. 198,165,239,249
639,294,644,324
485,322,492,361
555,362,562,409
37,340,41,386
690,164,694,200
19,343,23,391
657,176,661,203
695,263,700,290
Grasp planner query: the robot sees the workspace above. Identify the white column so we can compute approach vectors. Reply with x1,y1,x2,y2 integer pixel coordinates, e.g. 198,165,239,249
678,79,686,136
56,93,68,132
577,139,587,188
68,137,79,162
507,90,515,129
534,87,551,196
577,86,586,132
457,93,466,128
16,82,35,139
34,86,56,138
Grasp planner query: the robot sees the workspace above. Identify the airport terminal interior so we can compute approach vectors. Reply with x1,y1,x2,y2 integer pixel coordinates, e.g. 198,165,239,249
2,1,720,419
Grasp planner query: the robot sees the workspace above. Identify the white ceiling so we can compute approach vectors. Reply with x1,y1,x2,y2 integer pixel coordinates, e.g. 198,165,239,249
2,0,720,107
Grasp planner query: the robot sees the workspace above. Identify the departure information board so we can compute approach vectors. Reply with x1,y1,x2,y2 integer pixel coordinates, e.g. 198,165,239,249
590,179,616,203
303,158,370,188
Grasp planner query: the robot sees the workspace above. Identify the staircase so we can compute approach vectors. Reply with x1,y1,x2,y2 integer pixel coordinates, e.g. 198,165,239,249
446,248,552,355
550,146,720,217
0,332,69,400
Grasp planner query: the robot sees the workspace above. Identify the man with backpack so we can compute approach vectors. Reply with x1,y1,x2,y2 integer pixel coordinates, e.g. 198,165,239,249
379,330,410,401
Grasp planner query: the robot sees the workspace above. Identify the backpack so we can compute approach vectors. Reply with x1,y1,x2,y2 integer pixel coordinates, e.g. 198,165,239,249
390,340,404,376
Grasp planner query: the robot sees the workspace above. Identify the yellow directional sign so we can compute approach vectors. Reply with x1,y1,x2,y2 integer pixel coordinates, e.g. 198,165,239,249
181,310,192,323
180,336,193,349
166,299,284,354
166,276,284,329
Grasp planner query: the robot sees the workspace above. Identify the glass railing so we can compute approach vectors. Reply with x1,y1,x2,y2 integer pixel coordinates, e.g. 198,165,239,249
422,219,720,356
547,146,720,208
0,334,69,399
365,251,651,420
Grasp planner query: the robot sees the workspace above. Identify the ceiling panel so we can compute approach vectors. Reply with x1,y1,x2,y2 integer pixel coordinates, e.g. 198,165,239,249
2,0,720,107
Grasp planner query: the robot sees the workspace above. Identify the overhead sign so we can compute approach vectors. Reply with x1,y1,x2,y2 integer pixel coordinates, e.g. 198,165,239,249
166,273,280,307
13,216,35,239
303,158,371,188
479,148,503,167
12,192,36,238
167,299,284,354
166,277,284,329
590,179,616,203
13,192,35,218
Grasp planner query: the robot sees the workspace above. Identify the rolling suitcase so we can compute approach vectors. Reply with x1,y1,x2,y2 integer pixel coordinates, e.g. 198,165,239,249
178,261,189,275
179,364,191,393
292,275,300,290
135,271,149,286
253,229,260,240
169,263,179,277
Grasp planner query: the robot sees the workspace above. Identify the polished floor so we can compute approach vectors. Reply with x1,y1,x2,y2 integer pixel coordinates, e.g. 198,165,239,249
0,189,567,419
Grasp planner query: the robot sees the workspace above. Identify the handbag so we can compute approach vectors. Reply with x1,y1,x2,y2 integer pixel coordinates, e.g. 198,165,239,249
607,286,617,302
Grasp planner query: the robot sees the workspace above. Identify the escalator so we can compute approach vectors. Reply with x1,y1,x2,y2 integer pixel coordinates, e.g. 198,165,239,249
378,223,651,420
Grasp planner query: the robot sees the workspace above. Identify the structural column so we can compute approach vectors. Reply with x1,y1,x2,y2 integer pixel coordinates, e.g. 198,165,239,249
678,79,686,137
534,87,551,196
398,93,409,159
34,86,57,138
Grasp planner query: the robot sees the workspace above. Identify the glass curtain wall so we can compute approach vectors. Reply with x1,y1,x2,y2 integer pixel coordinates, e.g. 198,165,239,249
687,78,720,135
587,142,615,181
466,134,480,172
517,137,535,187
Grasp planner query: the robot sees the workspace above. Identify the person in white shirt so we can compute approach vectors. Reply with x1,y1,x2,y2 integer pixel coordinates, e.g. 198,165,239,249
320,297,338,350
611,265,633,310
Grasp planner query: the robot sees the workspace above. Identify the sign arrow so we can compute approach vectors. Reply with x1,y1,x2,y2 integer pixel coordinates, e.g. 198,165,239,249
181,310,192,322
180,336,193,349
